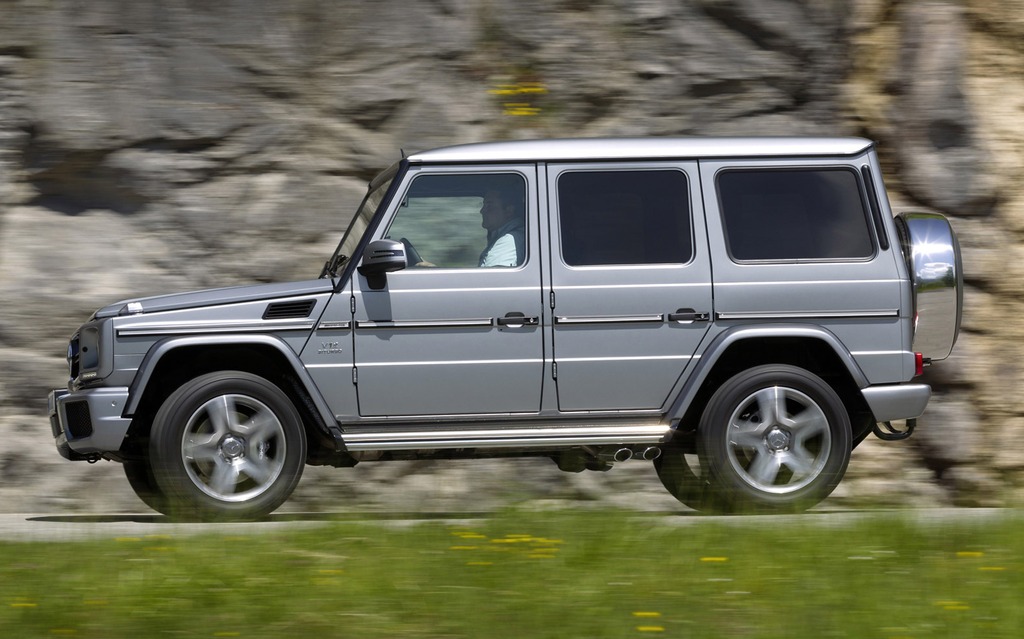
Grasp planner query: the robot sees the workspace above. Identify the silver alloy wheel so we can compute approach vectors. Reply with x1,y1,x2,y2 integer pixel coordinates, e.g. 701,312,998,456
726,385,831,494
180,393,287,503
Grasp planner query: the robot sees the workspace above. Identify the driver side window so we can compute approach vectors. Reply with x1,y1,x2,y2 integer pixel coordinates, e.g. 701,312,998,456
385,173,527,268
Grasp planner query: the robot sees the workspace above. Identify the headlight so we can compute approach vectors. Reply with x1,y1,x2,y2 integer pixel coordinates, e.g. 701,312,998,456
79,325,101,375
69,320,111,384
67,334,80,380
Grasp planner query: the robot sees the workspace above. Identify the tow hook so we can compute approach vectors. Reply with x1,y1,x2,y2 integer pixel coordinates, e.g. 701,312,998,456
86,454,102,464
873,418,916,441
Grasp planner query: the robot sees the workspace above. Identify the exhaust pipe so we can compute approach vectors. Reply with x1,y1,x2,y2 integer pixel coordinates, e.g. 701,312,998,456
609,448,633,462
639,447,661,461
585,446,634,463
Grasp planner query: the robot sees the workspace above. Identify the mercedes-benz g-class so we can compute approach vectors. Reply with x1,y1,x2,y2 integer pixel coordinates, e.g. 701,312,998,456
49,137,962,519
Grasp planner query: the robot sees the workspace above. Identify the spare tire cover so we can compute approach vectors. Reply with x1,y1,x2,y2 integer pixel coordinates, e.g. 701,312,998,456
895,212,963,361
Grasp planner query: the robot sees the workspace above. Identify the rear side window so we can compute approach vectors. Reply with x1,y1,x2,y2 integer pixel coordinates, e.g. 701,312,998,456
557,170,692,266
718,168,874,261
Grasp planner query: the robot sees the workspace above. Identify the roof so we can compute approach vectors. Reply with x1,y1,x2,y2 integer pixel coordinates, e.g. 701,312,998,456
406,136,874,164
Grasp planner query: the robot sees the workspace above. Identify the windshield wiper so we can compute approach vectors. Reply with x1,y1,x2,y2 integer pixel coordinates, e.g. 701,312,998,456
320,254,349,279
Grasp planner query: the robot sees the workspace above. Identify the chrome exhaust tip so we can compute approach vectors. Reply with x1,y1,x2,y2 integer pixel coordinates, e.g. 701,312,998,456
612,447,633,462
639,447,661,461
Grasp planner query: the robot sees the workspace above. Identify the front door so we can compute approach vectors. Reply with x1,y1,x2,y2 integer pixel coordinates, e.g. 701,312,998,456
352,166,544,417
546,162,712,412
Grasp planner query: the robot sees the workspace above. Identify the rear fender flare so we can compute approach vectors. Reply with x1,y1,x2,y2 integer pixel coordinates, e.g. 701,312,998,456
667,324,870,426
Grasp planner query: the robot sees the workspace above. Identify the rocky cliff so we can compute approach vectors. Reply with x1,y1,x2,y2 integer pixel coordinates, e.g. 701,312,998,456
0,0,1019,513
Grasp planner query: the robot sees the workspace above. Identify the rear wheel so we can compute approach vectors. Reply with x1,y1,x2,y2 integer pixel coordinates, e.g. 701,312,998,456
149,371,306,521
698,365,851,513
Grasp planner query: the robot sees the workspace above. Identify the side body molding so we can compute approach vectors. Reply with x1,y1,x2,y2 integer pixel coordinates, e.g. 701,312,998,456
124,334,339,438
666,324,871,426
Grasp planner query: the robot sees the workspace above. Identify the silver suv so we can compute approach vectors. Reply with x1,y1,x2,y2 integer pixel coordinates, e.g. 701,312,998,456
48,137,962,519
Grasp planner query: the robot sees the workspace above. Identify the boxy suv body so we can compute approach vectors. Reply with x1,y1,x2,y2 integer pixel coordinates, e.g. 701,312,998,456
48,137,962,519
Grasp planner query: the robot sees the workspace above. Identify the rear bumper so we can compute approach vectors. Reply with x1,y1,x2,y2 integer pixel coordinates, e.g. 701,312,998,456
860,383,931,422
48,387,132,459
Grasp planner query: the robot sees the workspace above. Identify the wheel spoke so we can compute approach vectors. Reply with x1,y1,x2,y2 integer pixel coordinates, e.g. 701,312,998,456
184,432,221,463
237,410,280,446
208,459,241,496
238,458,274,486
754,387,785,425
745,450,782,486
204,395,238,436
789,407,829,444
779,448,815,479
731,424,767,448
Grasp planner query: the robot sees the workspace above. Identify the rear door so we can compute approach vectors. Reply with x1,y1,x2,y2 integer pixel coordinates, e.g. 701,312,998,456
546,162,713,412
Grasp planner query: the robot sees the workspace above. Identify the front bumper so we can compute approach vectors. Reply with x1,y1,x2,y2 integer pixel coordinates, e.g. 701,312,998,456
48,387,132,460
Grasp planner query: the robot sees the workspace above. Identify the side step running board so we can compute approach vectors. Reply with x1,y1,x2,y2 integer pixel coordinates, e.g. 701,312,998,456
341,424,671,452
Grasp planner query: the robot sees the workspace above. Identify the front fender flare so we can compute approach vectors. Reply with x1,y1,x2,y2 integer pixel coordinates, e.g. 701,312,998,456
124,334,338,437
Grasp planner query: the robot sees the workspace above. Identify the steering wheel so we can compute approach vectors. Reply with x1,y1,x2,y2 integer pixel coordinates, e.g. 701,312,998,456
400,237,423,266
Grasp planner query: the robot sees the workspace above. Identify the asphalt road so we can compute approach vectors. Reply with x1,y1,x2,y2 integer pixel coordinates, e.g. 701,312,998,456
0,508,1016,542
0,512,345,542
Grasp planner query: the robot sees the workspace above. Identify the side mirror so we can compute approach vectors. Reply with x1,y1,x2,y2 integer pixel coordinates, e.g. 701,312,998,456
357,239,408,290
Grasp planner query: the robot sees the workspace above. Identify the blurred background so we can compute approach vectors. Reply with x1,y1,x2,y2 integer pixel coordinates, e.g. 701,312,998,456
0,0,1018,514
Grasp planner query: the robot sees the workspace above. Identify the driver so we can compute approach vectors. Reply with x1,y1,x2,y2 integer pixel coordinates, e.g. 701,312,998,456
478,187,526,267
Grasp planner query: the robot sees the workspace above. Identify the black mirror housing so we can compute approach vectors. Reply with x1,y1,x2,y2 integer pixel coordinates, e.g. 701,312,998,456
358,239,408,289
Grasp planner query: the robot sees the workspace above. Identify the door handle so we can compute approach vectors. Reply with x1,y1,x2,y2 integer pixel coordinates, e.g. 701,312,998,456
497,312,540,327
667,308,710,323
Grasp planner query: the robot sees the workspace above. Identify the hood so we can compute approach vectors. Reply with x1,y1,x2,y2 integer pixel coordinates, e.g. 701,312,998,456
93,279,336,319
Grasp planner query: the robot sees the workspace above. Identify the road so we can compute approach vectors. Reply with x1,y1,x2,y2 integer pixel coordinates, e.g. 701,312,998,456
0,508,1016,542
0,512,349,542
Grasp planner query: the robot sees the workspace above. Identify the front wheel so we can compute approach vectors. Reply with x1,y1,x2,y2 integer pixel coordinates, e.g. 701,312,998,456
654,430,716,512
698,365,851,513
123,457,168,514
149,371,306,521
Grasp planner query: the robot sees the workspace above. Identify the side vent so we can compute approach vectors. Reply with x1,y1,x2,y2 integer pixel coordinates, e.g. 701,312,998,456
263,299,317,320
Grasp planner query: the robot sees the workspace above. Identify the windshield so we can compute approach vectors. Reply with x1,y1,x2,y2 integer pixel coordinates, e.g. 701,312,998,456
320,161,401,278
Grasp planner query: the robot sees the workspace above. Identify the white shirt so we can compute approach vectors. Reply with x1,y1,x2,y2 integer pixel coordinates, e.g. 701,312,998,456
478,218,525,267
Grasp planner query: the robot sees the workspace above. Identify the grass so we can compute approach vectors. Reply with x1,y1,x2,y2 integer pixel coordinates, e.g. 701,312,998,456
1,509,1022,638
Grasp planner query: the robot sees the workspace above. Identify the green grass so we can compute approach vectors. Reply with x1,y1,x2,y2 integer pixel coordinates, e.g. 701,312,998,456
1,510,1022,638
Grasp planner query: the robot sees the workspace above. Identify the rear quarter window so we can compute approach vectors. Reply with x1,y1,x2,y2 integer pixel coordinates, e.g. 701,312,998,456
717,168,875,261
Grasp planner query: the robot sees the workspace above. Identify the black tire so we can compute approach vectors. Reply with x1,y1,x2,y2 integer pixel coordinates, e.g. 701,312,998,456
149,371,306,521
123,457,168,514
654,430,717,512
851,413,876,449
698,365,851,513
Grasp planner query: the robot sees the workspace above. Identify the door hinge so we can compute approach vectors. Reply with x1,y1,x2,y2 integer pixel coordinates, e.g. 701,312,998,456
551,361,557,380
549,290,556,309
352,367,358,385
350,296,356,314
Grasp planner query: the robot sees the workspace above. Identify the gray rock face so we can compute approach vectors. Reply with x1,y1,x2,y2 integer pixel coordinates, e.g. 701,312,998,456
1,0,1021,513
891,3,997,217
